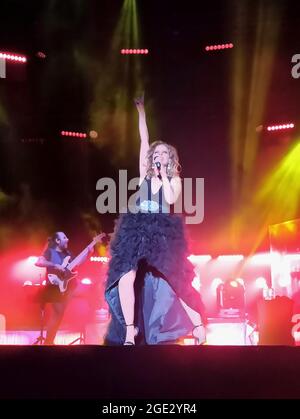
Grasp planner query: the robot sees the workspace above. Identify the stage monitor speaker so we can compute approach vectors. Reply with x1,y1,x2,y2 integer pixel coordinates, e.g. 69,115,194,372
258,296,295,345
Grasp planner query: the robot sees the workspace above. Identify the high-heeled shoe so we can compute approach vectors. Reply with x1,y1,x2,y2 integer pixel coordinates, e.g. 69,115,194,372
192,324,206,345
124,324,138,345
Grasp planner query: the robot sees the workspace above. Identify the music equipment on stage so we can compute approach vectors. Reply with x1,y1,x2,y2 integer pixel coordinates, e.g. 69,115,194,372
257,296,295,345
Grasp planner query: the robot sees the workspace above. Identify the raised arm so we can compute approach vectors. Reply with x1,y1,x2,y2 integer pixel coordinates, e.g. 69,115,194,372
134,95,150,180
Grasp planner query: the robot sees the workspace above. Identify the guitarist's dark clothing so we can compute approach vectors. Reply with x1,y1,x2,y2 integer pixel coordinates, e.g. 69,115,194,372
40,248,74,344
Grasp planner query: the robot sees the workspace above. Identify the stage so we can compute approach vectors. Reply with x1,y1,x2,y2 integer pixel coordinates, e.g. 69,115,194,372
1,345,300,399
1,0,300,407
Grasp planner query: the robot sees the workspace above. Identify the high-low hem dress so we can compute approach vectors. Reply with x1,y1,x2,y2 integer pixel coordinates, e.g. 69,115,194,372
104,177,206,345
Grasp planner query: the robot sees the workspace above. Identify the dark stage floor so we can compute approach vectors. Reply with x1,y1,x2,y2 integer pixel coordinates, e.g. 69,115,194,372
1,345,300,399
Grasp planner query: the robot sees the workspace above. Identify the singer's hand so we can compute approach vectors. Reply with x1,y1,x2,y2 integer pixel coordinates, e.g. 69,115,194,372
154,167,160,179
153,161,161,178
134,93,145,113
160,164,167,178
153,161,167,179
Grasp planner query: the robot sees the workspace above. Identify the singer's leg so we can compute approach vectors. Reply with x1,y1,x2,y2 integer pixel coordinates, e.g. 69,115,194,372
118,270,137,344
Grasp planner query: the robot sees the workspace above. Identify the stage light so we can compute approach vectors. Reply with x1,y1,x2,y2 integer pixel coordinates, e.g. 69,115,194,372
236,278,245,286
211,278,223,293
278,275,291,287
90,256,109,263
217,255,244,261
89,130,98,139
255,277,268,289
284,253,300,262
21,137,45,144
266,123,294,131
120,48,149,55
0,52,27,78
12,256,42,283
23,281,33,286
27,256,38,264
36,51,46,59
250,253,273,265
206,322,249,345
81,278,92,285
60,131,87,138
0,52,27,62
191,276,201,292
182,337,196,345
217,278,245,312
188,254,212,263
204,43,233,52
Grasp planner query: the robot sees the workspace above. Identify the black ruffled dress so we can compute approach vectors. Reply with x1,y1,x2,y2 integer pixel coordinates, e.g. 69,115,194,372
104,177,206,345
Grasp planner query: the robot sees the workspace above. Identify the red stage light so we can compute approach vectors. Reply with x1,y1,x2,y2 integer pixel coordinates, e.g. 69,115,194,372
120,48,149,55
204,43,234,52
60,130,87,138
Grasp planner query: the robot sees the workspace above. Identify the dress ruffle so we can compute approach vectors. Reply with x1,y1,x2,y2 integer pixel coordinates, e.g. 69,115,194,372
104,212,206,345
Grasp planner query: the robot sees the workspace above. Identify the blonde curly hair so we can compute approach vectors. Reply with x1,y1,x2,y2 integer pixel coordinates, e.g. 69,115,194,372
145,141,181,179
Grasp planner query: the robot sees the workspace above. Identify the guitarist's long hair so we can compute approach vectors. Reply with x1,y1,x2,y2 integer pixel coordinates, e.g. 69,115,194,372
47,232,60,249
43,232,71,255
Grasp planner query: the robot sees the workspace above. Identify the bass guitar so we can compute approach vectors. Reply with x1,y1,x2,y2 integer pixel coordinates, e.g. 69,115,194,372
48,233,105,293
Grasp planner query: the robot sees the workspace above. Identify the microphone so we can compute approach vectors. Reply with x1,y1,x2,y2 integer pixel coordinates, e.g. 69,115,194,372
155,161,162,179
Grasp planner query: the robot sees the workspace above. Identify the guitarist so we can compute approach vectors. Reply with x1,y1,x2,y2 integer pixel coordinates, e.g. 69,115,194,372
35,231,94,345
